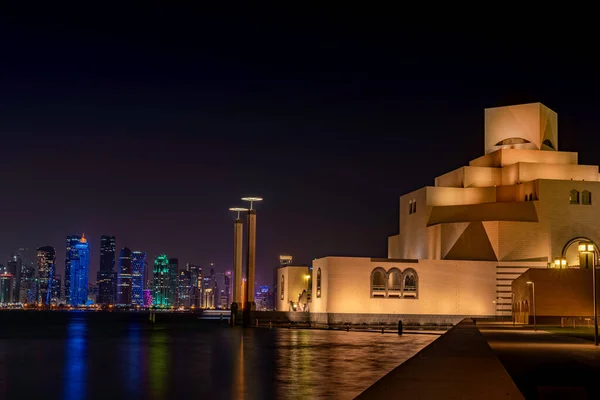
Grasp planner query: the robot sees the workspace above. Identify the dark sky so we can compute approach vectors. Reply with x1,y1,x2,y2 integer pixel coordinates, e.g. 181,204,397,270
0,6,598,285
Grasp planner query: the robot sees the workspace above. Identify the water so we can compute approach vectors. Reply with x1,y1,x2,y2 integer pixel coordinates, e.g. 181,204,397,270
0,312,437,399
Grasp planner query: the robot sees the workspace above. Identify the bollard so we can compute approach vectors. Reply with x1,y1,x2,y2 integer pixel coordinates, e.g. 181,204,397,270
232,314,236,327
269,321,272,329
288,322,291,329
381,327,384,334
398,320,403,335
256,318,259,327
346,324,349,332
220,313,223,321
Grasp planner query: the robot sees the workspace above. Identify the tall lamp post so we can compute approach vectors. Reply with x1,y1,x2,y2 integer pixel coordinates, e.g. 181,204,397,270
526,281,536,331
241,196,262,325
229,207,248,321
579,242,598,346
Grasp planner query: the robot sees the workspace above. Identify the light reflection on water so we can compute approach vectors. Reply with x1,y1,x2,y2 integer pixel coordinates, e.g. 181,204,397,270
0,316,437,400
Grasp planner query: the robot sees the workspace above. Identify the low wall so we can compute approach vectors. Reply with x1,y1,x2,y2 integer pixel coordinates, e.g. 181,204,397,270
357,319,524,399
252,311,473,327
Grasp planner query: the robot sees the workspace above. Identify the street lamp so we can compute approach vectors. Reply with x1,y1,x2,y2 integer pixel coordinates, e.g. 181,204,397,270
578,242,598,346
526,281,536,331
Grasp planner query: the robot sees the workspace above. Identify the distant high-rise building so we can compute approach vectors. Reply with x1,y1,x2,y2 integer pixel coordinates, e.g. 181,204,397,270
143,289,152,307
116,248,133,306
51,274,62,301
0,265,13,303
225,270,232,309
177,270,191,307
37,246,56,306
131,251,146,306
255,285,271,310
187,264,203,307
19,262,35,304
65,235,82,304
7,254,22,302
97,235,116,305
69,235,90,306
153,255,170,307
202,264,216,308
168,258,178,307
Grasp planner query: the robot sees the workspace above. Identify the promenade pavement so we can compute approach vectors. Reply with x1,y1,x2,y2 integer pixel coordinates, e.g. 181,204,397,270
480,325,600,399
356,319,523,399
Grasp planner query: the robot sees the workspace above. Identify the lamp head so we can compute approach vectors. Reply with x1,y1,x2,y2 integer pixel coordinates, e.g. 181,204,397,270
526,281,533,285
242,197,263,210
229,207,249,219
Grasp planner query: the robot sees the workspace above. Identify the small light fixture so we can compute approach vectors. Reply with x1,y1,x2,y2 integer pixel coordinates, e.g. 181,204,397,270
588,244,594,252
526,281,533,285
579,244,587,252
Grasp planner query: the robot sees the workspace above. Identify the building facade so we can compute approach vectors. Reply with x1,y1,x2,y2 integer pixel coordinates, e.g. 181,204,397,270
153,254,170,307
281,103,600,319
97,235,116,305
116,247,133,306
69,235,90,306
37,246,56,306
64,235,82,304
131,251,146,306
177,270,191,307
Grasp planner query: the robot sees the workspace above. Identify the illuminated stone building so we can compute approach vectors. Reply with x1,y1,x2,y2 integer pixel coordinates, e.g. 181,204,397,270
281,103,600,319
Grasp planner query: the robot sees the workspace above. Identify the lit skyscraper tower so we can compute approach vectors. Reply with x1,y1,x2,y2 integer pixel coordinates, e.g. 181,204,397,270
117,248,133,306
131,251,146,306
0,265,13,303
52,274,62,301
69,235,90,306
65,235,82,304
177,270,191,307
153,254,170,307
37,246,56,306
7,254,22,302
168,258,178,306
97,235,116,305
187,264,202,307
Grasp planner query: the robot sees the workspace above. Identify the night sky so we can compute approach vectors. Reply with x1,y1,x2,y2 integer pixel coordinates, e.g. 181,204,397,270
0,6,598,285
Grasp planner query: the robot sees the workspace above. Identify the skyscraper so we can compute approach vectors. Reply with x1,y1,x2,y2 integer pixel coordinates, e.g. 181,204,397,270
69,235,90,306
19,262,35,304
97,235,116,305
131,251,146,306
153,254,170,307
7,254,22,302
37,246,56,306
168,258,178,306
51,274,62,301
0,265,13,303
177,270,191,307
65,235,82,304
187,263,203,307
116,248,133,306
225,270,232,309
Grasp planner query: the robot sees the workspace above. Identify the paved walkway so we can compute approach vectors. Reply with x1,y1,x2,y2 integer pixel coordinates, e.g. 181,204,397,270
357,320,523,399
480,325,600,399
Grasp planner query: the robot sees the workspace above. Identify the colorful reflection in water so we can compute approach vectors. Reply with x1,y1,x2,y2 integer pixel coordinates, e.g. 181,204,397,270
149,329,168,400
0,314,437,399
63,315,87,400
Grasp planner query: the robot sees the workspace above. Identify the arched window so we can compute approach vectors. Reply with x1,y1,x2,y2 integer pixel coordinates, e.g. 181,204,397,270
529,193,533,201
408,201,413,214
582,190,592,205
387,268,402,297
280,275,284,300
316,268,322,298
524,195,528,202
570,189,580,204
412,201,417,214
370,268,386,297
402,269,418,298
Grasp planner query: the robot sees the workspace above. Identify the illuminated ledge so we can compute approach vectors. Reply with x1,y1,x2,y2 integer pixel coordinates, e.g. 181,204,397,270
427,201,538,226
370,258,419,263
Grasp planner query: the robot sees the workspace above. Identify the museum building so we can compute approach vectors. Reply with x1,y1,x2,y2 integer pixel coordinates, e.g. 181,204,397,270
278,102,600,319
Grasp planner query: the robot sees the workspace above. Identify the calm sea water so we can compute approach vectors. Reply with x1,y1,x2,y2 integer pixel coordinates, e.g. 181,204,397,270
0,312,436,400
